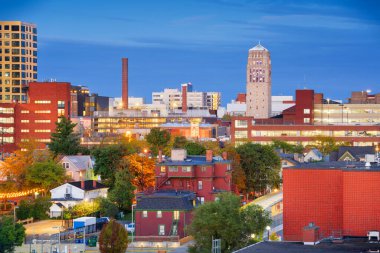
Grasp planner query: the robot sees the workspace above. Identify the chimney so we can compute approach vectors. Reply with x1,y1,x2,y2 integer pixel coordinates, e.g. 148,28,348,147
122,58,128,109
303,223,320,245
206,150,213,162
182,84,188,113
81,180,85,189
92,180,97,188
222,152,228,160
158,150,163,163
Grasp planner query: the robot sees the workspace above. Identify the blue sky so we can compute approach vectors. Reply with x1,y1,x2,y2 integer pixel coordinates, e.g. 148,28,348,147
2,0,380,105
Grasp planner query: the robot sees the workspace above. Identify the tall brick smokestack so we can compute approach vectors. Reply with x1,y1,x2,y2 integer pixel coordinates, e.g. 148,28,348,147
122,58,128,109
182,84,187,113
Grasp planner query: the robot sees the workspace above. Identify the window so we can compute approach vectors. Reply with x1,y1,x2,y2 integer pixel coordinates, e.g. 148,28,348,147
58,101,65,109
303,118,310,123
158,225,165,236
21,120,29,123
201,166,207,172
58,109,65,116
182,166,191,172
157,211,162,218
173,210,180,220
0,117,14,123
142,211,148,218
235,120,248,128
226,164,231,171
62,162,69,169
0,108,14,114
34,100,51,104
35,110,51,114
21,110,29,113
198,197,205,204
304,109,311,114
168,166,178,172
198,180,203,190
160,166,166,173
35,120,51,123
21,129,29,133
235,130,248,139
35,129,51,133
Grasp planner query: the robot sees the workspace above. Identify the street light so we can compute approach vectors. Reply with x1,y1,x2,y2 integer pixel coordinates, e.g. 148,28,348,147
131,204,136,245
266,226,271,241
13,206,19,225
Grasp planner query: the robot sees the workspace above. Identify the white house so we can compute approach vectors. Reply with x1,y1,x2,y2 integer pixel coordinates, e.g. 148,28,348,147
60,155,97,181
49,180,108,218
304,149,323,162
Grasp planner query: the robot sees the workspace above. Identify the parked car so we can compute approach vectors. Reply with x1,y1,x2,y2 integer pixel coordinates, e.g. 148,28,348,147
125,223,135,233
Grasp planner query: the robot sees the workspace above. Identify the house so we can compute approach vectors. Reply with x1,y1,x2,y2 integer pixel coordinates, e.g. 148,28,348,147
304,149,323,162
135,191,197,240
335,146,376,162
49,180,108,218
155,149,232,203
60,155,97,181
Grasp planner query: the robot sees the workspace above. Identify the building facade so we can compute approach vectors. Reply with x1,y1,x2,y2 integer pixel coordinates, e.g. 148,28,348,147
231,89,380,147
246,43,271,118
283,161,380,241
155,149,232,203
0,21,37,103
0,81,71,153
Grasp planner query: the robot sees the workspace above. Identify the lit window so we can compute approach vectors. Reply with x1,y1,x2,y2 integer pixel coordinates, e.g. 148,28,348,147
304,118,310,123
235,120,248,128
34,100,51,104
304,109,310,114
35,110,51,114
35,129,51,133
157,211,162,218
0,108,14,114
182,166,192,172
235,131,248,139
160,166,166,173
173,210,179,220
201,166,207,172
21,129,29,133
158,225,165,236
168,166,178,172
198,180,203,190
35,120,51,123
0,117,14,123
142,211,148,218
21,110,29,114
21,120,29,123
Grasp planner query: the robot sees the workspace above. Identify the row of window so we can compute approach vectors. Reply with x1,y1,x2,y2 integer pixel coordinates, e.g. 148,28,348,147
142,210,180,220
161,166,212,173
238,130,380,138
21,120,51,123
21,138,50,143
21,129,51,133
0,25,36,33
0,63,35,71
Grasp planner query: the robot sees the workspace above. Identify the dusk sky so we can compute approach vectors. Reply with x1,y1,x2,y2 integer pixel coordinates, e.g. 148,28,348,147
2,0,380,105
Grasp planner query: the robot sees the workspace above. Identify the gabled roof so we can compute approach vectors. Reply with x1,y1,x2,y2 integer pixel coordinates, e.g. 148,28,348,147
337,146,375,161
61,155,93,170
136,191,196,211
68,180,108,191
249,43,268,51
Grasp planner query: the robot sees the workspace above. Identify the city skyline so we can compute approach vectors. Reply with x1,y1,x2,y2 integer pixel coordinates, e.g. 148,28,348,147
2,0,380,105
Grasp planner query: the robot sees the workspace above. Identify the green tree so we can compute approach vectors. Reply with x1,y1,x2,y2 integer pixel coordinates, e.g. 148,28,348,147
49,116,81,156
92,144,135,187
26,160,67,191
98,198,119,218
0,216,26,253
184,142,206,155
188,193,271,253
271,139,304,154
236,143,281,197
312,135,339,155
173,136,188,149
16,197,51,220
146,128,171,156
99,220,128,253
108,169,135,211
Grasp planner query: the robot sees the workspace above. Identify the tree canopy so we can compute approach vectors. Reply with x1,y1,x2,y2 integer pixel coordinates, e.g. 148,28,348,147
0,216,25,253
126,154,155,191
99,220,128,253
188,192,271,253
49,116,81,156
146,128,171,155
26,160,67,191
236,143,281,197
108,169,135,211
271,139,304,154
184,142,206,155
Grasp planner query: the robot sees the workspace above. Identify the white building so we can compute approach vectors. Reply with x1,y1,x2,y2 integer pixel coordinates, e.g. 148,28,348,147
49,180,108,218
60,155,97,181
271,96,295,116
110,97,145,111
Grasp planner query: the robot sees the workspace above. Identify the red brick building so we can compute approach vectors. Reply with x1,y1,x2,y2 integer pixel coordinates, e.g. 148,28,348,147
0,81,71,153
155,149,232,203
283,161,380,241
231,89,380,147
135,191,195,239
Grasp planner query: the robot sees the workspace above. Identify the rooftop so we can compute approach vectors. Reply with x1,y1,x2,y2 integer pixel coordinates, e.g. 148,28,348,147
68,180,108,191
249,43,268,52
234,240,380,253
287,161,380,171
159,155,231,166
136,190,197,211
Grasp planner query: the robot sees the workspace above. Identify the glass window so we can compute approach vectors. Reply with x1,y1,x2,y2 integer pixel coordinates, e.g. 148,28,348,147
304,118,310,123
235,120,248,128
160,166,166,173
58,100,65,108
173,210,179,220
158,225,165,236
182,166,192,172
142,211,148,218
201,166,207,172
11,25,19,31
198,180,203,190
157,211,162,218
235,130,248,139
304,109,311,114
168,166,178,172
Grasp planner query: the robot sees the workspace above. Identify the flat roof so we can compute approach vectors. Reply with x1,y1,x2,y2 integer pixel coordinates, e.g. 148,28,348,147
234,240,380,253
286,161,380,171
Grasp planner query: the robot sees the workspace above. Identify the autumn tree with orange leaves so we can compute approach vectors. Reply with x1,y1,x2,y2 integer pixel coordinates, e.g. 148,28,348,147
126,153,155,192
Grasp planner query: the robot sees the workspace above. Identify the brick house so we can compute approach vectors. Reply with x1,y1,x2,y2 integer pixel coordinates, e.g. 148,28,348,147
155,149,232,203
135,191,196,239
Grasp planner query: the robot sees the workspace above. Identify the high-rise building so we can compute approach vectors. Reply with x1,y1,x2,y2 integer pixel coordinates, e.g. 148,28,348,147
246,43,271,118
0,21,37,103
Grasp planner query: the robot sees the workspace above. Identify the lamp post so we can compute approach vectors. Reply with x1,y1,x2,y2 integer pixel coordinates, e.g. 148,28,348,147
13,206,19,226
266,226,271,241
131,204,136,245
